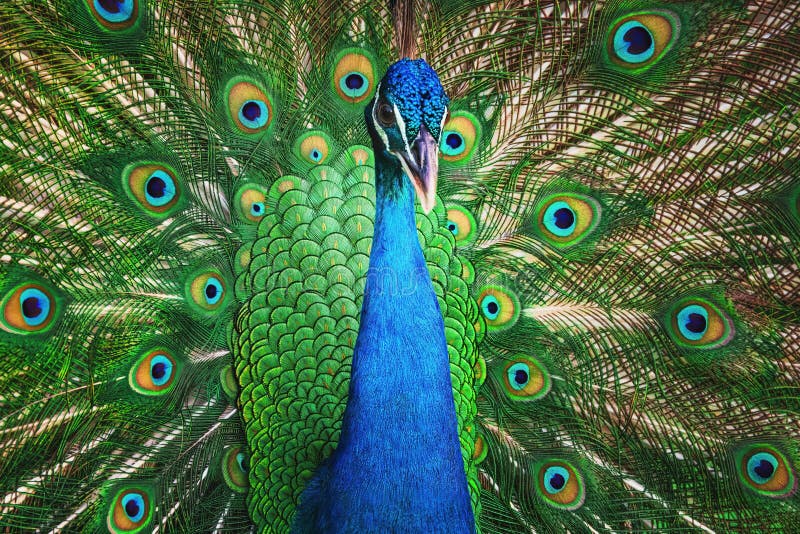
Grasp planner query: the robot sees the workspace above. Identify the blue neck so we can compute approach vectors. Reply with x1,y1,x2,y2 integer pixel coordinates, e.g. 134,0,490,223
294,151,475,533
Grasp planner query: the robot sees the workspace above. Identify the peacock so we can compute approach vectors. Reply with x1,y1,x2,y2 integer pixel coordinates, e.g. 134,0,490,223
1,0,799,532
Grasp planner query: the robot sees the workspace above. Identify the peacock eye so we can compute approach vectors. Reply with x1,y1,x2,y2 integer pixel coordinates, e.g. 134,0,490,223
129,349,179,395
109,487,153,532
88,0,138,29
501,356,551,401
537,461,586,510
377,101,395,127
123,162,182,217
1,281,61,335
667,298,734,349
607,11,679,70
223,446,249,493
738,444,796,498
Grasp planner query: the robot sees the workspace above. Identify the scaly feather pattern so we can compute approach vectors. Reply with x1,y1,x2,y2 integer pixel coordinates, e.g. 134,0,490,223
1,0,799,532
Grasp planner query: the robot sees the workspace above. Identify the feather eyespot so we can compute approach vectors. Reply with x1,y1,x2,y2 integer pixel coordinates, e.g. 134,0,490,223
235,184,268,223
477,285,520,331
129,349,179,395
223,446,249,493
333,50,376,104
536,193,601,248
502,356,551,401
667,297,734,349
537,461,586,510
440,111,480,164
738,444,796,498
225,77,273,135
607,11,680,70
187,271,228,314
108,487,153,533
295,131,332,165
88,0,138,30
446,206,477,244
1,282,60,335
123,162,182,217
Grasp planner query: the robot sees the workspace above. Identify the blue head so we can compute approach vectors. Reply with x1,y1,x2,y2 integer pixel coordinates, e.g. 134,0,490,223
366,58,450,213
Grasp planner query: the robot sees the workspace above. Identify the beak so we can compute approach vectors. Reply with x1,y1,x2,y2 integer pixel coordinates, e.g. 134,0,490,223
396,124,438,214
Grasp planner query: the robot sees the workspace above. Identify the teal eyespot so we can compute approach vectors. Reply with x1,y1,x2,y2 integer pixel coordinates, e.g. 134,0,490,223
93,0,135,24
123,162,182,217
235,184,268,223
667,298,734,349
88,0,139,30
203,277,224,306
1,281,61,335
499,356,551,401
441,131,466,157
108,486,153,533
440,111,480,164
121,493,145,522
613,21,655,63
543,465,571,494
477,285,520,331
225,78,274,135
238,99,270,130
18,287,51,327
129,349,180,395
535,193,601,248
542,201,577,237
481,295,500,320
748,452,779,485
339,72,370,99
737,444,796,498
143,169,177,207
223,446,249,493
536,460,585,510
676,304,708,341
607,11,680,70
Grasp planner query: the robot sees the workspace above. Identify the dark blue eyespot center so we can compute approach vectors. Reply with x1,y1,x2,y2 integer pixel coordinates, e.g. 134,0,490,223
755,459,775,479
686,312,706,334
549,473,565,490
125,498,140,518
345,74,364,90
19,288,51,326
514,369,528,385
675,304,710,341
202,277,224,306
487,301,499,315
121,492,145,522
151,361,166,380
99,0,124,13
624,26,653,55
543,465,571,494
311,149,322,161
205,283,218,299
553,207,575,230
242,101,261,122
22,296,43,318
146,176,166,199
446,133,463,149
143,170,176,207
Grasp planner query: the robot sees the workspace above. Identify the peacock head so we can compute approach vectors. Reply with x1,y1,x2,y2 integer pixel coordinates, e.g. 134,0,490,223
366,58,449,213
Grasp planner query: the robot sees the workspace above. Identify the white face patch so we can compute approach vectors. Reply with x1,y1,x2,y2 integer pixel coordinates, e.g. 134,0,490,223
393,103,413,165
370,82,390,150
439,107,448,141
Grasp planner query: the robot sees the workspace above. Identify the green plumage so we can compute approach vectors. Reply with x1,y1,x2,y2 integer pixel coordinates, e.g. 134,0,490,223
1,0,799,532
